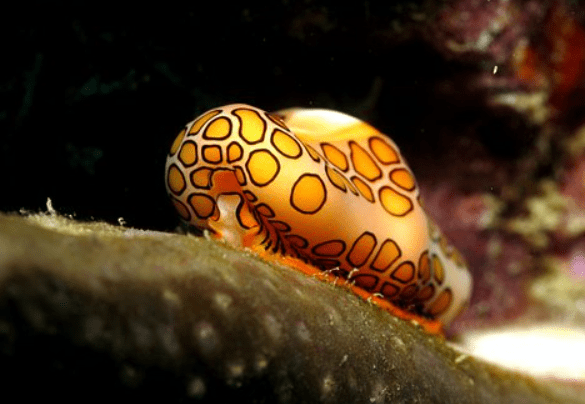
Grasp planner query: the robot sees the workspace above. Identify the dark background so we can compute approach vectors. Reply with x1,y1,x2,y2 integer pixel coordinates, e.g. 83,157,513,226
1,1,505,231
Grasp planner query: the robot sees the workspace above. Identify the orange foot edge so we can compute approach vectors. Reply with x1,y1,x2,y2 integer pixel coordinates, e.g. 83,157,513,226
252,247,444,335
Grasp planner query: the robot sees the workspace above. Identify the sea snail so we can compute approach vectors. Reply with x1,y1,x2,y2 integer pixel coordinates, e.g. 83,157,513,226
165,104,472,325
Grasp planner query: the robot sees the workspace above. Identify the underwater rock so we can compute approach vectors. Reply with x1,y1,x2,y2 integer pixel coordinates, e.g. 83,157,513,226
0,212,583,403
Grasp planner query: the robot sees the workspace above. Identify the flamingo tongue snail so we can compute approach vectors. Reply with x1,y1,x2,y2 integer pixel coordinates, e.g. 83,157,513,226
165,104,472,326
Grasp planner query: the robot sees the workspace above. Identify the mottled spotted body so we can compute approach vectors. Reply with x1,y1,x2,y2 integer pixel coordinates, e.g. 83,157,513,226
165,104,472,324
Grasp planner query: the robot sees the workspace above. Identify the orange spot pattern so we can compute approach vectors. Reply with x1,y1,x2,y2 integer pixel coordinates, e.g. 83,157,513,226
165,104,471,324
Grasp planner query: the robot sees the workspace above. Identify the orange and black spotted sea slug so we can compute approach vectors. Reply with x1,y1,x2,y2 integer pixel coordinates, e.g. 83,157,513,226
165,104,472,326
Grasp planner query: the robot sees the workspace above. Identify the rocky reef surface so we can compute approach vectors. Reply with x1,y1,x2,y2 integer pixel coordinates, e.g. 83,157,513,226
0,212,583,403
